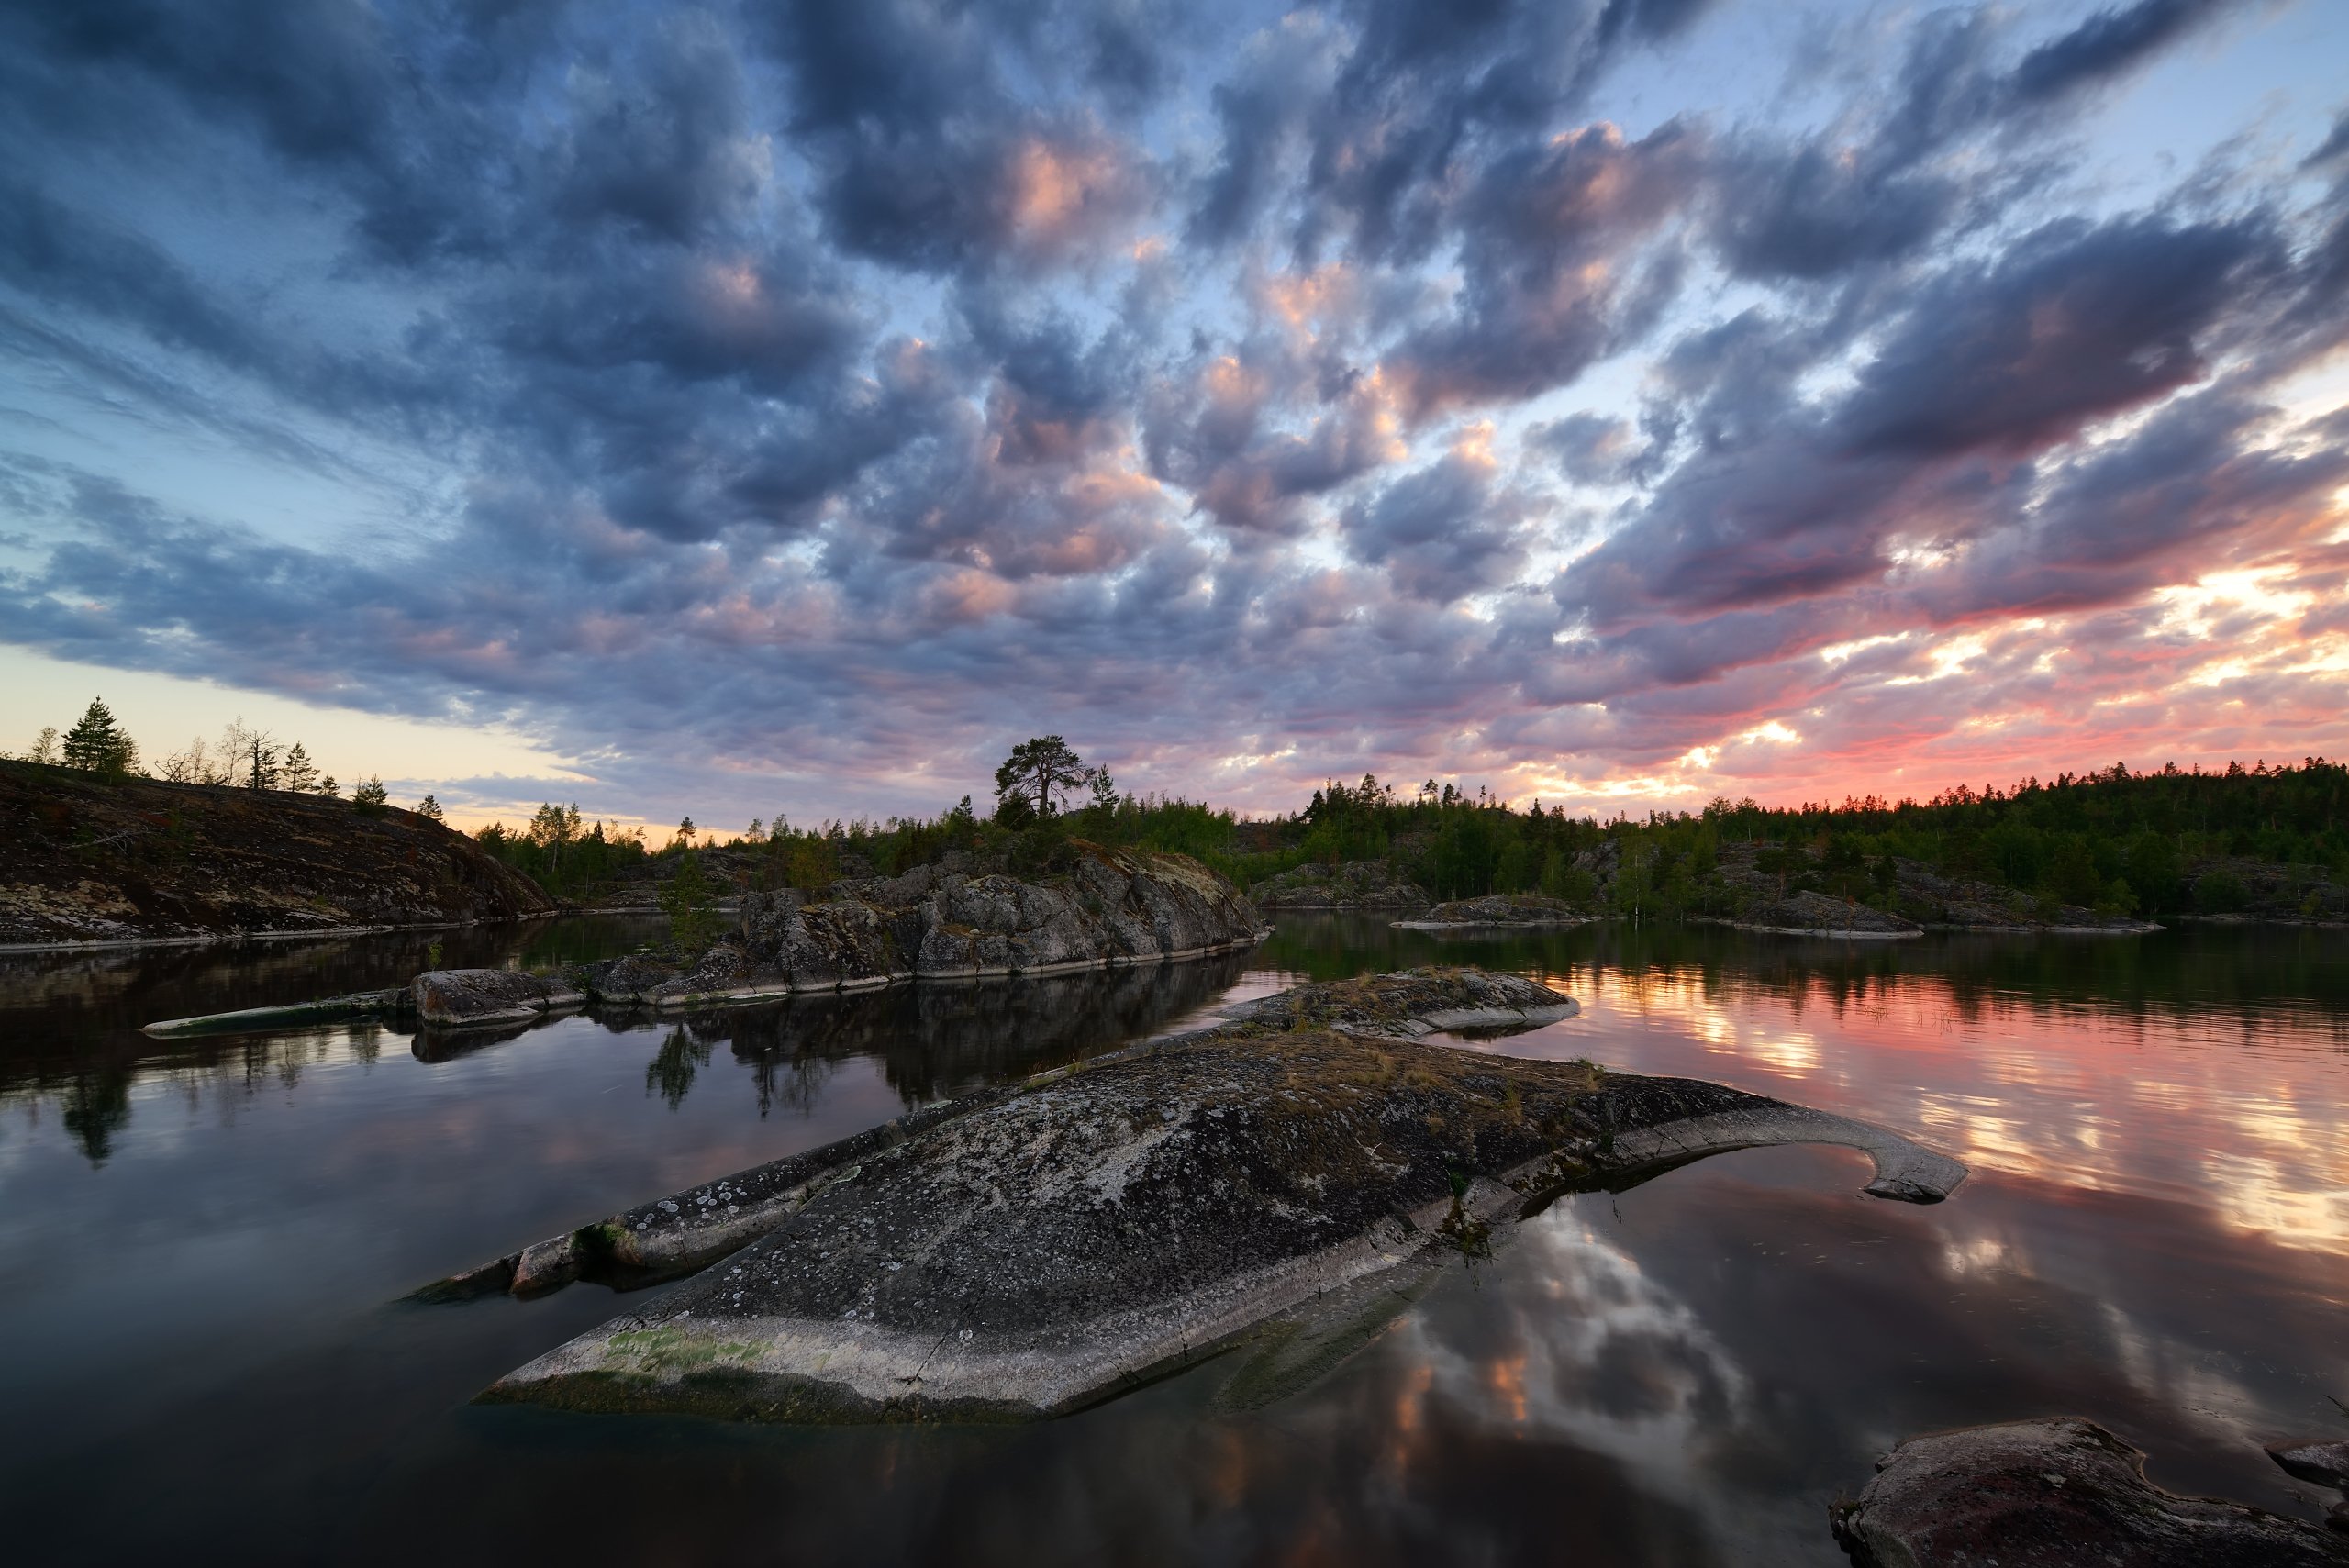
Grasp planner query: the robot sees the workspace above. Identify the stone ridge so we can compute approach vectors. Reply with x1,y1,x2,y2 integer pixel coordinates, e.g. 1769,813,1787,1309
577,840,1265,1010
460,968,1966,1424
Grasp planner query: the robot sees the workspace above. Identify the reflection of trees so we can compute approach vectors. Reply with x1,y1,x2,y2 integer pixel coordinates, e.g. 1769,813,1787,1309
0,915,668,1159
60,1065,131,1164
645,1028,713,1110
670,951,1254,1115
1258,915,2349,1046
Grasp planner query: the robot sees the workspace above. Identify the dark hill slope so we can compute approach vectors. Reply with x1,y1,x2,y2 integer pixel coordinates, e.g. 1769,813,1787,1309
0,762,553,947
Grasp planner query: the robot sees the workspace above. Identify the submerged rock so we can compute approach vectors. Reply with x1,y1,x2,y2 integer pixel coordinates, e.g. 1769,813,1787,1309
1833,1418,2348,1566
1392,894,1591,929
435,966,1965,1424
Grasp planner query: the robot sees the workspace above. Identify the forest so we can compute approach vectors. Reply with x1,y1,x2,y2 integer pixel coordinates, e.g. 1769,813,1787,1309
473,751,2349,924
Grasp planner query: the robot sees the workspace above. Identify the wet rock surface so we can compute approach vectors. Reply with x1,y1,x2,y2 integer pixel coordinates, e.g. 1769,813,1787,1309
1250,861,1432,910
1393,894,1591,929
452,967,1965,1424
1834,1418,2349,1566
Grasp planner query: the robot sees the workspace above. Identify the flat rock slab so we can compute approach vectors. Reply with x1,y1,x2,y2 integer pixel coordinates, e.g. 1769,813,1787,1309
1835,1418,2349,1566
461,968,1963,1425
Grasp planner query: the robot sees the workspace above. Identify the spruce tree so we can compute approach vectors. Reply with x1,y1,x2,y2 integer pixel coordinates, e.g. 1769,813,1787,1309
282,742,319,793
61,699,137,778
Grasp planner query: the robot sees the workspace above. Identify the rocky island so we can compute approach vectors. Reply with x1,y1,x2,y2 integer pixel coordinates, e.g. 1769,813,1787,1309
417,967,1965,1424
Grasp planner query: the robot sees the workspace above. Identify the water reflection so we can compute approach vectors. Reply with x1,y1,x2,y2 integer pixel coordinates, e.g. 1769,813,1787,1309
0,917,2345,1563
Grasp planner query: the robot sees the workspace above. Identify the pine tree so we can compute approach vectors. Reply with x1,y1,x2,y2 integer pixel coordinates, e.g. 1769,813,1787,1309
352,776,388,814
61,699,138,778
282,742,319,793
416,794,445,822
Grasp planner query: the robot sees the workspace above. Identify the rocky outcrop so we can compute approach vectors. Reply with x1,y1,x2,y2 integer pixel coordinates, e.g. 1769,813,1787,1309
1250,861,1432,910
1734,889,1922,938
1393,893,1590,929
580,841,1264,1009
2267,1439,2349,1533
410,968,584,1027
430,967,1965,1424
1833,1418,2348,1566
0,761,552,948
1216,967,1576,1036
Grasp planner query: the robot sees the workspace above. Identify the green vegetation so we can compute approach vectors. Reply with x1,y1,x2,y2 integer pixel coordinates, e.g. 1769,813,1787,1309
475,754,2349,927
60,698,138,780
659,851,724,950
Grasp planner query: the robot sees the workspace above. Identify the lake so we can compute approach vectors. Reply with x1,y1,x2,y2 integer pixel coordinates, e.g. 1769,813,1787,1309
2,916,2343,1564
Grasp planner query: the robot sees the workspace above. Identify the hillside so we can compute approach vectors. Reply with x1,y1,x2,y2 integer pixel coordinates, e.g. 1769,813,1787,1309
0,762,555,947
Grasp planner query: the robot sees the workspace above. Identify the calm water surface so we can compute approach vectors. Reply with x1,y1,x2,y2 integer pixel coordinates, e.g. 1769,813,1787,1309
2,917,2344,1564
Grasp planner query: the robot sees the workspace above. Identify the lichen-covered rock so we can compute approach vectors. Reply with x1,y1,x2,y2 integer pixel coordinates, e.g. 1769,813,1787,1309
450,968,1965,1425
1834,1418,2348,1566
1393,894,1589,929
1250,862,1433,910
409,968,584,1028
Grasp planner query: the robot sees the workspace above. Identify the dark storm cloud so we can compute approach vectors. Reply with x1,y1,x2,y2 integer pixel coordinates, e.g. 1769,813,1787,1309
0,0,2339,816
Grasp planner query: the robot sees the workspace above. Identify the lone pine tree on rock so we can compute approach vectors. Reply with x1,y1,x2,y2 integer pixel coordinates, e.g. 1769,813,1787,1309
995,736,1089,819
61,698,138,779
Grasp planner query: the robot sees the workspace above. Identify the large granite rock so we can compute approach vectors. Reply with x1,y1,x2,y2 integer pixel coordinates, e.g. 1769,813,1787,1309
1250,861,1433,910
581,841,1264,1009
424,968,1966,1424
1833,1418,2348,1566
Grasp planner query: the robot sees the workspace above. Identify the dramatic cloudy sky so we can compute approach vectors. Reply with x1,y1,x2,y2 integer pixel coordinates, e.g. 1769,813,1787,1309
3,0,2346,828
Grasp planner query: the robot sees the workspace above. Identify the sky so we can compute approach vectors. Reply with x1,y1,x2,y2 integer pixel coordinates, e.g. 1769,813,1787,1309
2,0,2345,832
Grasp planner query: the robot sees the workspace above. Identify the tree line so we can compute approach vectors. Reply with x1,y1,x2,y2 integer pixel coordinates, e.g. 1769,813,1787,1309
14,697,429,819
474,745,2349,924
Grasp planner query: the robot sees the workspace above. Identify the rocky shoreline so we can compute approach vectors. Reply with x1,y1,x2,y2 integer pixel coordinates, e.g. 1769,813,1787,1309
417,967,1965,1424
